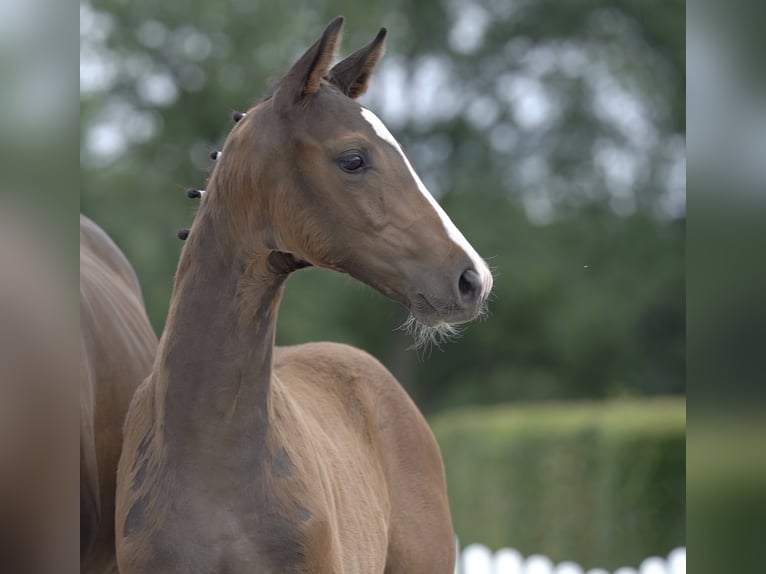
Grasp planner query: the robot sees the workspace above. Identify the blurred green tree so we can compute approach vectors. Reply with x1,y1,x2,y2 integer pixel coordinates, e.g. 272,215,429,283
80,0,684,412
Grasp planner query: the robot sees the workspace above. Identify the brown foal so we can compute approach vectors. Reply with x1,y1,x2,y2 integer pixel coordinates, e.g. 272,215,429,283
116,17,492,573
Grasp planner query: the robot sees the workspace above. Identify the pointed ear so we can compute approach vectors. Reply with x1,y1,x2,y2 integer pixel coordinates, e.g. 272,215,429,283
327,27,387,99
273,16,345,114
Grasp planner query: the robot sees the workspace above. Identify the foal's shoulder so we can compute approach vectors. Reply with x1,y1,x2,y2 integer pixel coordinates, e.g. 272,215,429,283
275,342,423,420
275,341,392,382
275,342,418,404
275,343,431,443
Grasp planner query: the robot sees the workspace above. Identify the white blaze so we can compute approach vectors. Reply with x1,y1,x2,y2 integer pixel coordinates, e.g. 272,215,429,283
360,107,493,297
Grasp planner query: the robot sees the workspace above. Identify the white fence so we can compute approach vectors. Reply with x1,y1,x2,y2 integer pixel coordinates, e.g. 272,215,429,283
455,543,686,574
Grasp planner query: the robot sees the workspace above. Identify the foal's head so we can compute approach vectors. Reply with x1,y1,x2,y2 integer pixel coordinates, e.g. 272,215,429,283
208,17,492,339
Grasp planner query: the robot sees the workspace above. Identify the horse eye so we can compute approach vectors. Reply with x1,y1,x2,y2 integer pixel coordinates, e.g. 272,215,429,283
337,154,366,173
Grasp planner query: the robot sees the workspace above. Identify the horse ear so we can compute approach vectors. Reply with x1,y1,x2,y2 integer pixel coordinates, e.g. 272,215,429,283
273,16,344,114
327,27,387,99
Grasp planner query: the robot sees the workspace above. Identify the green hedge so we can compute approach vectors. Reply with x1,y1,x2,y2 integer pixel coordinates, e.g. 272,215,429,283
430,398,685,570
687,422,766,574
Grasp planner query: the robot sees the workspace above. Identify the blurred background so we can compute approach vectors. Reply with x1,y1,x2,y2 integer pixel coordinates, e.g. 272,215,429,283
2,0,78,570
80,0,685,571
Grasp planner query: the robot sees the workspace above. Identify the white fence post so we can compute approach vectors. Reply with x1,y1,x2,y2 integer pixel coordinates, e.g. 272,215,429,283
555,561,584,574
455,536,461,574
667,548,685,574
462,543,494,574
494,547,524,574
639,556,668,574
524,554,555,574
456,544,686,574
495,548,524,574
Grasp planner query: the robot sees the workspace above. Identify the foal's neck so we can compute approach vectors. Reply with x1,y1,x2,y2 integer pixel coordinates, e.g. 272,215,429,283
156,206,285,457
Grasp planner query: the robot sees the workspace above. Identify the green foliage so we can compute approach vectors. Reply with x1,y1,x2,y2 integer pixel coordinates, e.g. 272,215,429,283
80,0,685,411
430,398,685,569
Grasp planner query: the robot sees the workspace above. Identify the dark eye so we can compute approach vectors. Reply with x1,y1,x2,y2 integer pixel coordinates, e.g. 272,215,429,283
337,153,366,173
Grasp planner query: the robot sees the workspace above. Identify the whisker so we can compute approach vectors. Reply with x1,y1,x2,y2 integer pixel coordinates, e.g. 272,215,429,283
395,314,465,355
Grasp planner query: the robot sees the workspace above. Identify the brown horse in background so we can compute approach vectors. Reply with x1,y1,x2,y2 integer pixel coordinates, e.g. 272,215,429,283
0,210,77,573
116,17,492,573
80,215,157,573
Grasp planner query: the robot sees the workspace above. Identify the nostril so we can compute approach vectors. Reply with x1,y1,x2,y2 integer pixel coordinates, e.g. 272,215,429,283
458,268,482,303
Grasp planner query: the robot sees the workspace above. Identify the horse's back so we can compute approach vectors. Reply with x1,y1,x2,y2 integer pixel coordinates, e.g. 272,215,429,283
80,214,156,384
274,341,456,573
80,214,144,297
80,215,157,573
